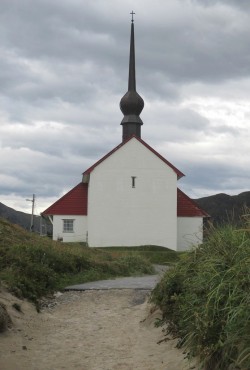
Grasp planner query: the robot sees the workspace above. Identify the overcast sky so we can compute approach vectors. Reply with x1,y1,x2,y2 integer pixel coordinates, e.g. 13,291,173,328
1,0,250,215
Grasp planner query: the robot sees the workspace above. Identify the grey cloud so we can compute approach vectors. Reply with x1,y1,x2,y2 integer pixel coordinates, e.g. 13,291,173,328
208,124,239,136
0,147,85,198
137,4,250,86
181,160,250,196
143,107,211,145
0,1,125,65
0,119,120,160
2,0,250,101
2,0,250,125
195,0,250,10
0,0,249,211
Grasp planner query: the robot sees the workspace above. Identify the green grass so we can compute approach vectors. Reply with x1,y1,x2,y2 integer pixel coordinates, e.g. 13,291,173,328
0,218,153,304
98,245,182,265
151,220,250,370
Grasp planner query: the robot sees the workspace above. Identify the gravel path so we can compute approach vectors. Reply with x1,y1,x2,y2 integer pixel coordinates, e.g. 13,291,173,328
65,274,161,290
0,267,197,370
0,289,196,370
65,265,168,291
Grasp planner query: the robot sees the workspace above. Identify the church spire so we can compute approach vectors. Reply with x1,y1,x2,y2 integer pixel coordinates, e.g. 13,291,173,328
120,12,144,142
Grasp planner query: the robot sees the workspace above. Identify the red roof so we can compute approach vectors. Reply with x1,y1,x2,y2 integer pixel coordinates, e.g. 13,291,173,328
42,183,208,219
42,183,88,216
83,135,185,179
177,188,209,217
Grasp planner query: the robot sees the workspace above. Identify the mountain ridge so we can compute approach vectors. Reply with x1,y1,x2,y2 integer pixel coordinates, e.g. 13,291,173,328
0,202,49,234
194,191,250,225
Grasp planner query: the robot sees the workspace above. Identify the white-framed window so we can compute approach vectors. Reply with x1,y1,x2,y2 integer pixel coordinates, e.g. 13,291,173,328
63,219,74,233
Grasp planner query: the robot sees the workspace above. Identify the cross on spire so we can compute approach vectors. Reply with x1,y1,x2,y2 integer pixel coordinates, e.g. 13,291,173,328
130,10,135,23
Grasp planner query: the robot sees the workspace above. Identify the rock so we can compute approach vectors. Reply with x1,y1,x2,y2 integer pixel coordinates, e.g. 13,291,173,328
0,302,12,333
53,291,63,298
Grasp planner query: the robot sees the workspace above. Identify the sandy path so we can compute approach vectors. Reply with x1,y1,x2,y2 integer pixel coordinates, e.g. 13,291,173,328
0,289,196,370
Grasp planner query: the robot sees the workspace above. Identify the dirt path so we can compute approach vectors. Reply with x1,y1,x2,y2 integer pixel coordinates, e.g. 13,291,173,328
0,289,196,370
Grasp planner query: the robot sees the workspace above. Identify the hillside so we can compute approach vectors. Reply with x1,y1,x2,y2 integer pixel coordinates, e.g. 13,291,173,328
0,202,50,234
0,202,40,231
194,191,250,225
0,218,153,304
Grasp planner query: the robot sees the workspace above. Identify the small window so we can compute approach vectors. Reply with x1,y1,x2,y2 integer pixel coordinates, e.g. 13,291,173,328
131,176,136,188
63,219,74,233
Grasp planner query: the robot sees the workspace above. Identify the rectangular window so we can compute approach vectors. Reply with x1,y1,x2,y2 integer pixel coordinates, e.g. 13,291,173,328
63,219,74,233
131,176,136,188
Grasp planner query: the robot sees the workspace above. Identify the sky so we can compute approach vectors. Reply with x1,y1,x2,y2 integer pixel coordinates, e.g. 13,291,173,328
1,0,250,215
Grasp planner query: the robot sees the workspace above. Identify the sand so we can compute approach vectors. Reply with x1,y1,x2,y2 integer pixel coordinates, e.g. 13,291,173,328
0,288,197,370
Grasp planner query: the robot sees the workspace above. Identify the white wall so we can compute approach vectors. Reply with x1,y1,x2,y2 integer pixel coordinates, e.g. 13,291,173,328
177,217,203,251
88,138,178,250
53,215,88,243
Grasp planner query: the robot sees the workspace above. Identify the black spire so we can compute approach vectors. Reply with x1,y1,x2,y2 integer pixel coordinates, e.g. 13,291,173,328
120,12,144,142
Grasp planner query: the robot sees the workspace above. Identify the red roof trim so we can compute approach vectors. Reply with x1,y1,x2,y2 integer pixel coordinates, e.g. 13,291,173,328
177,188,209,217
83,135,185,179
42,183,88,216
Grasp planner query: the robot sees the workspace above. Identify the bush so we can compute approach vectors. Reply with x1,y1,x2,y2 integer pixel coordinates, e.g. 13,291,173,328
151,222,250,370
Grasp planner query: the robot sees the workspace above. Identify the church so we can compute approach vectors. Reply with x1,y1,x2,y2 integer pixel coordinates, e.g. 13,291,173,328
42,16,208,251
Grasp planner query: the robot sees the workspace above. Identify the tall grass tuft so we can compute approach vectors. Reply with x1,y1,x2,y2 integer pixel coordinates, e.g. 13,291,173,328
151,215,250,370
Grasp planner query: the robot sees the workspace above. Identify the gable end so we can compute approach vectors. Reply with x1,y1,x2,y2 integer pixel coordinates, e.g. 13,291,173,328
83,135,184,179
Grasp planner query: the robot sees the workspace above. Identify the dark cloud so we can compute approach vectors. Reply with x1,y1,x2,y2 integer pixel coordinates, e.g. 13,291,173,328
139,15,250,85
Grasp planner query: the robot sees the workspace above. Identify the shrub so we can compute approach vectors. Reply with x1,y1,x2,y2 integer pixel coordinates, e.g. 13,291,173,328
151,222,250,370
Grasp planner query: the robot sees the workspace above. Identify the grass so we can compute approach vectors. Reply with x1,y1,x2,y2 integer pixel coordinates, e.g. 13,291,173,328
0,218,154,304
98,245,182,265
151,218,250,370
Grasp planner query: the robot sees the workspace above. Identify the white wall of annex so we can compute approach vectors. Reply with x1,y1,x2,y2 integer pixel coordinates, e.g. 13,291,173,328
88,138,178,250
177,217,203,251
53,215,88,243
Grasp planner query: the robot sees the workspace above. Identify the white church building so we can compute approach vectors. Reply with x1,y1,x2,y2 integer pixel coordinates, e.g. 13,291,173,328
42,17,208,251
